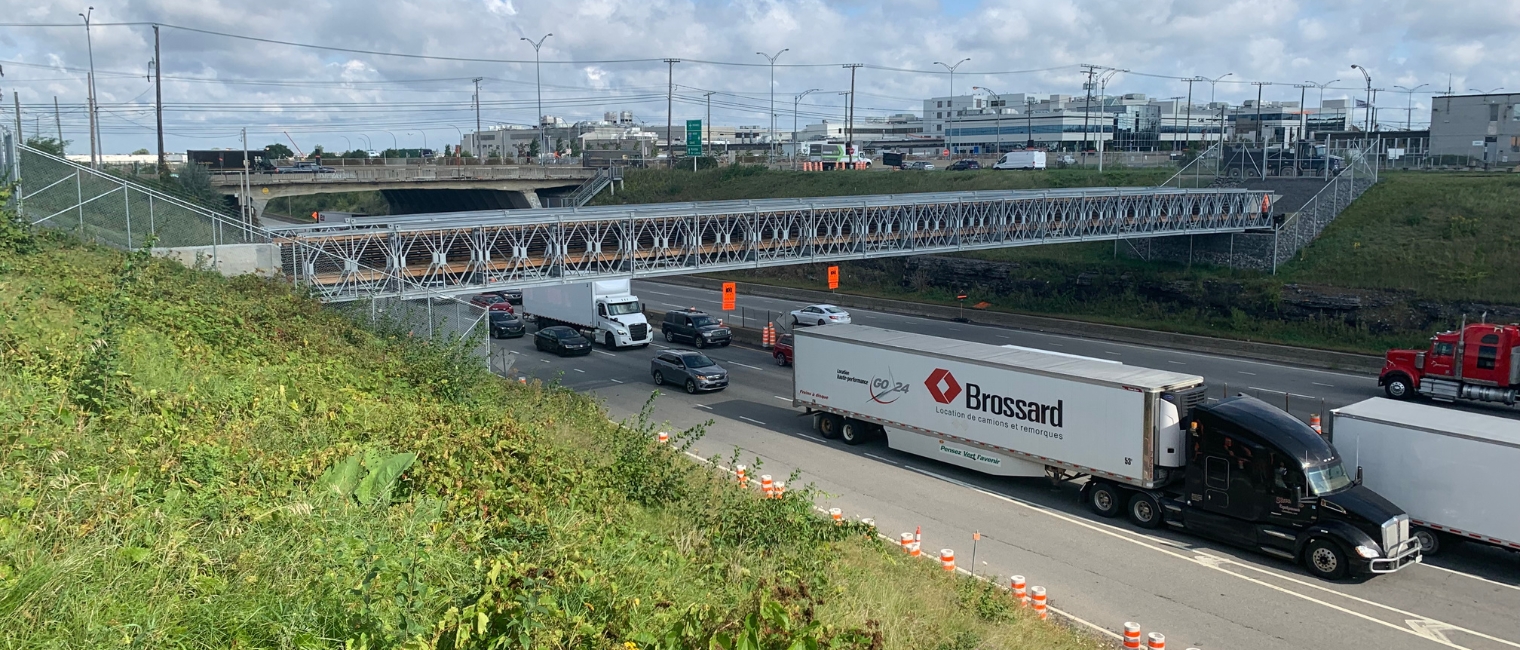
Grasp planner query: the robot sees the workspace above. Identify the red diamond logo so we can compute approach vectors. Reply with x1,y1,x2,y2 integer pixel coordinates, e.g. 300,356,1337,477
925,368,961,404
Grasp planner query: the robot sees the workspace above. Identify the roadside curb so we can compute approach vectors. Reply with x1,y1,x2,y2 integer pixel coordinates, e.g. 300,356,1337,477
649,276,1384,375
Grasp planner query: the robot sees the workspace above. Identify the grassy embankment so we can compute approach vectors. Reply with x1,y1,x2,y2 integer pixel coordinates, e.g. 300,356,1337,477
0,195,1095,648
607,168,1519,355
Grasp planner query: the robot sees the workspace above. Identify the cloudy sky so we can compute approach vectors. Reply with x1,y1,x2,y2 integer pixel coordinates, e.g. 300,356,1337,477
0,0,1514,154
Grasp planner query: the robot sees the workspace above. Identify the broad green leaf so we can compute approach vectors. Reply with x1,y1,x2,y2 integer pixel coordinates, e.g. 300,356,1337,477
316,454,363,499
354,452,416,505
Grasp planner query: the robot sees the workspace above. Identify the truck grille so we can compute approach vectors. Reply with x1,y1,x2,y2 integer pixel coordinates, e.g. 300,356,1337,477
629,323,648,341
1382,514,1409,555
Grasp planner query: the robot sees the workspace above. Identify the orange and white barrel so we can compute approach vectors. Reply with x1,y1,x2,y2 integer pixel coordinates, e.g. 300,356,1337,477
1310,413,1323,434
1031,586,1047,620
1146,632,1165,650
1010,575,1027,606
773,481,786,498
830,508,843,524
760,474,773,497
908,542,921,558
657,431,669,444
940,549,955,572
1123,622,1142,649
735,464,746,484
900,532,914,552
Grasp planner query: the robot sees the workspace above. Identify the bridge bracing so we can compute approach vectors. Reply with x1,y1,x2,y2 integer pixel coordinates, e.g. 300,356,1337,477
278,186,1273,302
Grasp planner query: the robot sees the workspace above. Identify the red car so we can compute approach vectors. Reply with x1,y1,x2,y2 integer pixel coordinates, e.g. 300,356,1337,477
470,293,512,312
773,333,793,366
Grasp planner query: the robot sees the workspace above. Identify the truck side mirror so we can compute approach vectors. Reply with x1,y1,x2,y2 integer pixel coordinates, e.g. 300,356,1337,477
1355,466,1364,486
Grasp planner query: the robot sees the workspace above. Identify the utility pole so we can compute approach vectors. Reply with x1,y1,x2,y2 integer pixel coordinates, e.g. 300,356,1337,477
153,25,165,176
792,88,819,169
704,91,715,160
1394,84,1429,131
1292,83,1314,174
757,49,787,163
1079,64,1098,164
1184,77,1199,154
11,93,19,144
1166,96,1184,152
471,77,483,159
54,96,63,147
843,63,863,158
1251,81,1271,179
80,7,99,167
1025,97,1036,149
932,58,969,156
1096,68,1123,172
664,58,680,168
520,34,552,162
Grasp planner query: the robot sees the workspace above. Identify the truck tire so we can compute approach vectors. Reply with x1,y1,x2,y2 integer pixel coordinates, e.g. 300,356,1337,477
1127,492,1163,529
605,332,618,349
665,330,676,343
1087,482,1123,518
1383,373,1414,400
1302,538,1349,580
816,413,842,440
695,337,706,349
1412,527,1446,555
1227,167,1243,179
840,419,868,446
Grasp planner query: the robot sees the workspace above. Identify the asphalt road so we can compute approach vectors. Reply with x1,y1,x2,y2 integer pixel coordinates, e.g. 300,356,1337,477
485,289,1520,650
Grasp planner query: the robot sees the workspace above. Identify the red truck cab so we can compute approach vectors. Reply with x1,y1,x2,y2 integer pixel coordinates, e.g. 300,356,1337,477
1381,323,1520,406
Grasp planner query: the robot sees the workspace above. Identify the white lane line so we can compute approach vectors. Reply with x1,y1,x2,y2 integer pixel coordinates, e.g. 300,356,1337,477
728,361,764,370
863,452,898,466
1238,371,1257,376
694,403,713,410
901,465,1506,650
739,416,767,425
1313,382,1336,388
573,368,585,373
996,334,1011,339
541,359,551,363
773,395,793,402
610,378,624,383
655,344,671,349
659,302,686,308
508,350,519,355
1104,351,1121,356
595,350,616,357
1167,361,1186,365
1048,342,1063,347
1417,561,1520,592
644,290,680,297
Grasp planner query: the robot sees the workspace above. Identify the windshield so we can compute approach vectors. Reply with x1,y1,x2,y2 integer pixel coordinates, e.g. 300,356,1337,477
690,315,717,327
606,301,642,316
684,354,717,369
1305,462,1352,496
489,313,517,325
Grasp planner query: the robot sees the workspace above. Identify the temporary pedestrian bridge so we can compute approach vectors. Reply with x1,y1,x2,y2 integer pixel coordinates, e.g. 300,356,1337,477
275,187,1274,302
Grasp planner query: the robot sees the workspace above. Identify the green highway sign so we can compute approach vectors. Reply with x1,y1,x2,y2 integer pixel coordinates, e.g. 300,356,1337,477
686,119,703,157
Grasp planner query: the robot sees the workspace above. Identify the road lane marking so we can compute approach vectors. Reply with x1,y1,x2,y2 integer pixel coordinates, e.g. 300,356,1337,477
996,334,1011,339
728,361,763,370
595,350,616,356
508,350,519,355
1104,351,1121,356
655,344,671,349
739,416,767,425
1167,361,1186,365
541,359,551,363
659,302,686,308
1313,382,1336,388
1238,371,1257,376
774,395,792,401
694,404,713,410
1416,561,1520,592
610,378,624,383
900,465,1507,650
863,453,899,466
1048,342,1063,347
573,368,585,373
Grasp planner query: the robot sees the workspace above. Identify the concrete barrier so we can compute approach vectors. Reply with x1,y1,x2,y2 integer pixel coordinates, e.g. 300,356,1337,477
154,243,283,278
653,276,1384,374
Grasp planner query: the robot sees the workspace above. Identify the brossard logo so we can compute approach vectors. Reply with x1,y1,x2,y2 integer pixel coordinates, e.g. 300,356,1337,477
924,368,1064,427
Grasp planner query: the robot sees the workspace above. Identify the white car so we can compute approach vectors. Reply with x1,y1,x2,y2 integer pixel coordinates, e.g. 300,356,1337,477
790,304,852,326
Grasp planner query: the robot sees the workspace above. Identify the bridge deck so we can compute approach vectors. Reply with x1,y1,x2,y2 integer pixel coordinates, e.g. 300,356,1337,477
280,186,1274,302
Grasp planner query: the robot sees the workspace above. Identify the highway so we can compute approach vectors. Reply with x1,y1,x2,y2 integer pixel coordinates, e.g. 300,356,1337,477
486,283,1520,650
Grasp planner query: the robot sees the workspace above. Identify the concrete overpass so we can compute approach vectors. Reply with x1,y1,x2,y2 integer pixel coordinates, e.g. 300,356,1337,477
210,165,604,219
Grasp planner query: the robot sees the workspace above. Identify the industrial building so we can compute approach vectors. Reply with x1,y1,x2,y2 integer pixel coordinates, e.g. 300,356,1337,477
1428,92,1520,166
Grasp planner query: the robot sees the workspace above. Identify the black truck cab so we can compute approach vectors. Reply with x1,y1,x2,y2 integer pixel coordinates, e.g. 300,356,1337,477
1085,396,1420,579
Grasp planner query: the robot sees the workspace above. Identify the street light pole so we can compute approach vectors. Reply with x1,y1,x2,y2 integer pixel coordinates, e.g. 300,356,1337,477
664,58,680,168
1394,84,1429,130
704,91,715,161
1096,68,1124,172
1166,95,1184,152
521,33,553,162
471,77,483,158
973,86,1002,154
757,49,788,163
79,7,99,167
792,88,819,169
1025,97,1036,149
1351,64,1372,134
933,58,970,156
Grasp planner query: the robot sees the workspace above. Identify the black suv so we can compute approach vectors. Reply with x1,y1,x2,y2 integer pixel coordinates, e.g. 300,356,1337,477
488,309,526,338
947,159,981,171
661,308,732,348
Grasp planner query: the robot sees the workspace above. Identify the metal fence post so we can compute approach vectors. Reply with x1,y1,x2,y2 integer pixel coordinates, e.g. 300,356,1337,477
124,184,133,249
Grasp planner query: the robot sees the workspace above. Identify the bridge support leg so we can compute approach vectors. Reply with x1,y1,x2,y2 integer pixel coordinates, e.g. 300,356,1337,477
517,189,542,209
244,196,271,226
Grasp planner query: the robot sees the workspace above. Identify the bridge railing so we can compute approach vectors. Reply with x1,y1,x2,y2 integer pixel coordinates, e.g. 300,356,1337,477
210,165,596,185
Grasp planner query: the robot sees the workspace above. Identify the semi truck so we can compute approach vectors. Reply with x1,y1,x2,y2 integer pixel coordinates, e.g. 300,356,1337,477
1380,322,1520,406
521,279,652,349
1331,398,1520,556
791,325,1420,579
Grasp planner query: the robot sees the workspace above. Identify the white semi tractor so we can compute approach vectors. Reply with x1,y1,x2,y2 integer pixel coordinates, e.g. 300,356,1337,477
521,279,652,349
791,325,1421,579
1331,398,1520,556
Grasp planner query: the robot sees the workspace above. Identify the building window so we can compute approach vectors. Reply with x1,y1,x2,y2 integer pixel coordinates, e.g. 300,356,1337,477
936,125,942,132
1491,103,1501,121
937,101,943,108
936,112,942,119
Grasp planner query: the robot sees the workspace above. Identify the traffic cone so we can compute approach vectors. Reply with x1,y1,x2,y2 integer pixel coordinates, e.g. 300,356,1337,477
1123,623,1142,649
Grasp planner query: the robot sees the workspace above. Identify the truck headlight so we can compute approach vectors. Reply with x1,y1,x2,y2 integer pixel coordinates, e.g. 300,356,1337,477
1354,545,1380,559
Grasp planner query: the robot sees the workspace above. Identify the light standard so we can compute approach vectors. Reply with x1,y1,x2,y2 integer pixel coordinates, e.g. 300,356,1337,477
933,58,970,154
384,130,398,157
757,48,788,162
448,125,462,159
1205,72,1233,104
1165,95,1184,151
1393,84,1429,130
792,88,819,168
521,33,553,162
972,86,1002,154
1095,68,1124,171
339,135,351,156
79,7,99,167
1350,64,1373,134
357,134,371,151
1025,97,1037,149
1304,78,1339,134
1468,87,1504,94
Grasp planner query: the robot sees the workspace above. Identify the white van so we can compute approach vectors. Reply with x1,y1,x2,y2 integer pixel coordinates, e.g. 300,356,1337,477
992,150,1047,170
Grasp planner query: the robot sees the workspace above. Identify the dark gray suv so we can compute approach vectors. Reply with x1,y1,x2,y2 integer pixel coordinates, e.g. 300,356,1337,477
651,350,729,393
661,309,732,348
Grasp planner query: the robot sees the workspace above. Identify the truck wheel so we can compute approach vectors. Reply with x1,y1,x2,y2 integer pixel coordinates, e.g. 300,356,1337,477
604,332,617,349
665,330,675,343
1302,538,1348,580
1227,167,1243,179
840,419,868,446
1412,527,1442,555
816,413,842,439
1383,374,1414,400
1087,482,1123,518
1127,492,1163,529
694,337,706,349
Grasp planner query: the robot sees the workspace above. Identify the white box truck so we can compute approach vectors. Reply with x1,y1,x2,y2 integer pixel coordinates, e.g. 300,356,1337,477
792,325,1420,578
1330,398,1520,556
992,150,1047,170
521,279,652,349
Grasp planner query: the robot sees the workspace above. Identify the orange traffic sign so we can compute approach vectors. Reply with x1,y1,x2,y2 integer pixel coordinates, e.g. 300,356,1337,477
721,282,736,310
827,266,839,289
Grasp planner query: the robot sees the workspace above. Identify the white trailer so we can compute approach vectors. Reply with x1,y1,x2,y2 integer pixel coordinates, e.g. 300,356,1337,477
1330,398,1520,555
793,325,1206,488
521,279,652,349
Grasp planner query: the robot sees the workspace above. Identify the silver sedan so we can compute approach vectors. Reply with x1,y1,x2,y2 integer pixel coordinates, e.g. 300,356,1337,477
790,304,852,327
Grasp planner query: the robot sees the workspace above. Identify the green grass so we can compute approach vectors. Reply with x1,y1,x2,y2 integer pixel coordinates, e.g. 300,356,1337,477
592,165,1175,205
0,203,1094,648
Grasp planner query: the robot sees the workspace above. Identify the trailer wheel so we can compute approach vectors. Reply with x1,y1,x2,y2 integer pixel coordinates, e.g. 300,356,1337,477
1127,492,1163,529
1383,374,1414,400
840,419,868,446
1302,538,1348,580
1087,482,1123,518
1412,527,1444,556
816,413,843,439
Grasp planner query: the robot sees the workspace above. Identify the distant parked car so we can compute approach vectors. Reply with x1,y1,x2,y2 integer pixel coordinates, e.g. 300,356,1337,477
651,350,729,394
773,333,794,366
908,161,935,170
533,325,591,356
790,304,851,327
489,309,526,338
470,293,510,310
662,308,732,348
946,159,981,171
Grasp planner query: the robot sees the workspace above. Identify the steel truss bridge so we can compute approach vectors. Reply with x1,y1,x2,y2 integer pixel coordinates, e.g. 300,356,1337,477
279,187,1274,302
